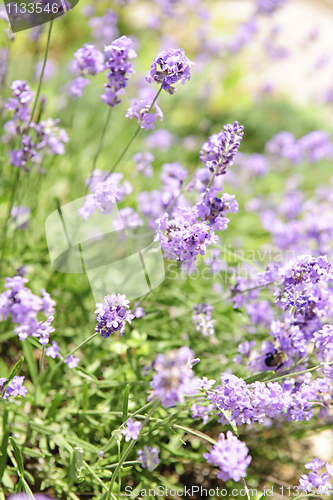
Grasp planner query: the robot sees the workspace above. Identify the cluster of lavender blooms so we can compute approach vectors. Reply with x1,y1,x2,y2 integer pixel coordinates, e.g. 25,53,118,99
70,35,137,105
0,276,56,346
155,206,218,265
230,255,333,376
70,44,105,97
137,162,187,228
192,303,215,337
203,432,252,482
0,376,27,398
87,9,119,47
149,346,200,407
138,446,160,471
251,179,333,257
146,48,193,95
256,0,288,16
126,98,163,131
194,371,333,427
121,418,142,441
200,122,244,176
95,294,134,338
299,459,333,493
227,0,287,53
102,36,137,107
266,130,333,165
79,171,132,220
3,81,68,171
133,152,154,177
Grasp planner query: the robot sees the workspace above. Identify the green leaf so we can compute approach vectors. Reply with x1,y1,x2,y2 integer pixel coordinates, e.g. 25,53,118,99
22,477,34,498
22,341,38,384
172,425,217,446
83,381,88,411
0,411,9,482
9,438,24,475
244,372,271,384
21,448,45,459
46,393,63,420
2,357,24,393
122,384,130,423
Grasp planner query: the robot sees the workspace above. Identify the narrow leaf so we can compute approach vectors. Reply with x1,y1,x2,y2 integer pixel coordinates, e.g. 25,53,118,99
9,438,24,475
2,357,24,392
46,393,63,420
22,341,38,384
122,384,130,423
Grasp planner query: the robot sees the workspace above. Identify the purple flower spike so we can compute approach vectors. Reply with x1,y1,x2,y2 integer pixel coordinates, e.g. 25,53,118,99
138,445,160,471
101,36,137,108
200,122,244,176
149,346,200,408
146,48,194,95
203,431,252,482
121,418,142,441
95,293,134,338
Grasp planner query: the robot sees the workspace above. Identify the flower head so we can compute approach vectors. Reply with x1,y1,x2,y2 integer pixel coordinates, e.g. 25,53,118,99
66,354,80,369
192,303,215,336
121,418,141,441
200,122,244,175
126,99,163,131
203,431,252,482
0,376,27,398
146,48,194,95
73,44,105,75
138,445,160,471
149,346,200,407
95,293,134,338
101,36,137,107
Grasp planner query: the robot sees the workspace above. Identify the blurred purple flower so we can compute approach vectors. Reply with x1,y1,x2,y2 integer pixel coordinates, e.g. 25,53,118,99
66,354,80,369
121,418,141,441
138,445,160,471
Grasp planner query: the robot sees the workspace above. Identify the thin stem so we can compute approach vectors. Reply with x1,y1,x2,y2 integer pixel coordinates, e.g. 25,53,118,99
241,478,251,500
106,398,160,499
85,107,112,195
261,361,330,384
65,331,99,358
39,346,45,374
206,172,216,192
29,19,53,125
107,88,163,177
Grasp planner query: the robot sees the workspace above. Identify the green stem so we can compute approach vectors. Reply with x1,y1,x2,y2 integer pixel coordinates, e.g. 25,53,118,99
39,346,45,374
85,107,113,195
206,172,216,192
107,88,163,177
1,168,21,259
29,19,53,125
45,332,100,382
106,398,160,499
260,361,331,384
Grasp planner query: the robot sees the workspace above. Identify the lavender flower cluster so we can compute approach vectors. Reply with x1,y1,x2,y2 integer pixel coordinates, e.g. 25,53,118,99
146,48,193,95
192,303,215,337
200,122,245,175
0,276,56,346
0,376,27,398
3,81,68,171
95,293,134,338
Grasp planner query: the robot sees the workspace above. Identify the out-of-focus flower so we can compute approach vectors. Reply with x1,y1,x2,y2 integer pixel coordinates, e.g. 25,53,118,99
149,346,200,407
203,431,252,482
145,129,176,151
88,9,119,47
0,376,28,398
138,445,160,471
299,459,333,493
126,99,163,131
66,354,80,369
46,341,61,359
79,171,132,220
73,44,105,75
121,418,142,441
10,206,31,230
69,76,90,98
192,303,215,336
133,152,154,177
